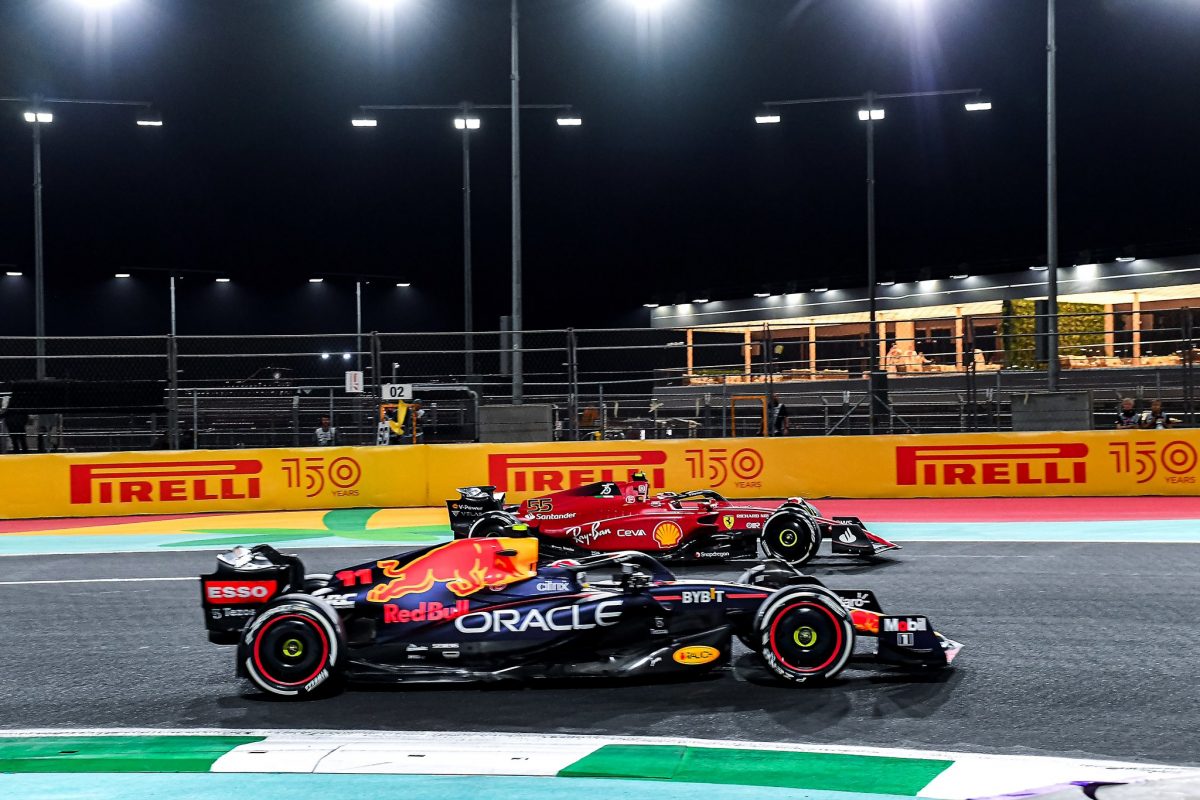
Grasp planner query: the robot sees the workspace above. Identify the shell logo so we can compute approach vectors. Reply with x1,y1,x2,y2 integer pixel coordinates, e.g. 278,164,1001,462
673,646,720,665
653,521,683,548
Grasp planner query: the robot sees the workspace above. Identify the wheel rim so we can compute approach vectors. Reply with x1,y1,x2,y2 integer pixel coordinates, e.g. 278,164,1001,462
768,601,844,674
778,528,798,548
252,614,330,688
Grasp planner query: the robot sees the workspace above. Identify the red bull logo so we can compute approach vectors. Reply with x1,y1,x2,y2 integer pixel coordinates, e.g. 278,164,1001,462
895,443,1088,486
367,538,539,603
487,451,667,493
383,600,470,624
70,460,262,505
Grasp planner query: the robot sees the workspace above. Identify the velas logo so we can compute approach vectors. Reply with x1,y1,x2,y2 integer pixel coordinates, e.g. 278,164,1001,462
487,450,667,493
70,460,262,505
895,443,1088,486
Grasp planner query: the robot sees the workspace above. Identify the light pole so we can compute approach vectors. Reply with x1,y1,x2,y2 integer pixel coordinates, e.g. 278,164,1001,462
511,0,522,404
0,96,160,379
353,102,580,385
1046,0,1060,391
756,88,990,427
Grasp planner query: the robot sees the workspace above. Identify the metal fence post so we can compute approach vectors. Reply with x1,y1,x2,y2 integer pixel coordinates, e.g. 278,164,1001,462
166,335,179,450
567,328,579,442
371,331,383,444
1184,308,1195,427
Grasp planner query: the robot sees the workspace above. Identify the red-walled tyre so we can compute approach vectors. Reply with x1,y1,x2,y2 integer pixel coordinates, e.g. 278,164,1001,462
239,595,344,699
754,587,854,684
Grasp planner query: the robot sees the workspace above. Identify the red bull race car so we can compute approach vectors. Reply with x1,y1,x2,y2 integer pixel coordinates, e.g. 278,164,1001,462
446,474,898,567
200,537,960,698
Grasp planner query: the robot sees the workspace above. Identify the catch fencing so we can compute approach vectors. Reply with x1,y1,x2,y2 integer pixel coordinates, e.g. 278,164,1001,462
0,307,1196,452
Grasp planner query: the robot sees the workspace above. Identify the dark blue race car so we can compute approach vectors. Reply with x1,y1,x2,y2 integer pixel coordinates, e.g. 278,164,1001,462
201,537,961,698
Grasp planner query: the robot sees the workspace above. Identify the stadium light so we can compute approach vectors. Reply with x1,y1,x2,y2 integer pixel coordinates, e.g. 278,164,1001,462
964,97,993,112
114,273,131,278
692,297,709,304
555,111,582,126
351,117,377,127
342,353,352,361
755,111,781,125
321,352,330,360
5,271,22,277
454,116,481,130
23,111,53,123
754,292,771,298
858,108,885,121
309,277,324,283
396,282,411,287
1116,256,1136,263
1030,265,1049,272
643,303,660,308
811,287,828,293
135,107,163,127
215,277,230,283
950,273,970,280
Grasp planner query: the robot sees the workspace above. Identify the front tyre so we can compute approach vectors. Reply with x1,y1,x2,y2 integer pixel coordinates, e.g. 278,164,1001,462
239,595,344,698
755,587,854,684
761,512,821,566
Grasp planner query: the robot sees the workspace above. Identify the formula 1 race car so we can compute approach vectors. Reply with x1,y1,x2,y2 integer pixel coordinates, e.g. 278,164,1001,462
200,537,960,698
446,474,898,567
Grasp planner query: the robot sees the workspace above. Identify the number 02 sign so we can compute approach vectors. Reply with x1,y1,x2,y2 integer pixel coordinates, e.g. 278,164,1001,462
383,383,413,400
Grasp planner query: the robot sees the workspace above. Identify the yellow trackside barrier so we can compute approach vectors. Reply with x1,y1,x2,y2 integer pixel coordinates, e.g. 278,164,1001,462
1,429,1198,519
0,446,427,520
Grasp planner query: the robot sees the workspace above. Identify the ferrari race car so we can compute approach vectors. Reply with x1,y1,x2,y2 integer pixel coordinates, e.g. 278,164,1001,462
446,474,899,566
201,537,960,698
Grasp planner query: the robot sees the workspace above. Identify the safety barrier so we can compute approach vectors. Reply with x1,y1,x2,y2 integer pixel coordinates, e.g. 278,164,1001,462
1,429,1197,519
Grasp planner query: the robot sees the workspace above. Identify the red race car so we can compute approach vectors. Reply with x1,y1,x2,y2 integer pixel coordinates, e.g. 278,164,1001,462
446,473,899,566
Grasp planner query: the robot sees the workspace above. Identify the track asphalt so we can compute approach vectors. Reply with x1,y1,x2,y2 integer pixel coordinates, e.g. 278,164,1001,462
0,538,1196,767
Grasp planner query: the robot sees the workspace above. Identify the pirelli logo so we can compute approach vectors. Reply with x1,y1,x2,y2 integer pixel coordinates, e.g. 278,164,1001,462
70,460,263,504
487,451,667,493
895,443,1088,486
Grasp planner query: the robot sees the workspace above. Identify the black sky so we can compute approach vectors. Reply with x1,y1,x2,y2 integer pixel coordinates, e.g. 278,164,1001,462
1,0,1198,337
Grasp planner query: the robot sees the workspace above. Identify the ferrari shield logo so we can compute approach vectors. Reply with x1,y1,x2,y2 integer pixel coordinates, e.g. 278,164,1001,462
722,515,735,530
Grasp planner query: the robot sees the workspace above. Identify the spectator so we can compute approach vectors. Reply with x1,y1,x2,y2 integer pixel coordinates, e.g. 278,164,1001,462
315,415,337,446
769,394,789,436
1115,397,1139,429
3,409,29,453
1140,399,1178,429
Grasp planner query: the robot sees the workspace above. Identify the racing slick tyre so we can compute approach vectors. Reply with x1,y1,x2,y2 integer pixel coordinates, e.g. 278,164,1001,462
239,594,345,699
761,512,821,566
754,586,854,684
467,512,521,539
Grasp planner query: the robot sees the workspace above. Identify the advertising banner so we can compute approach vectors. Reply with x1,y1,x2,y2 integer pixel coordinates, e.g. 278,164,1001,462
0,446,426,519
2,429,1198,519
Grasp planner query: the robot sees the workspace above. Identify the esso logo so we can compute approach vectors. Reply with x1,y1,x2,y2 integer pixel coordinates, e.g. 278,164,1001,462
204,580,277,604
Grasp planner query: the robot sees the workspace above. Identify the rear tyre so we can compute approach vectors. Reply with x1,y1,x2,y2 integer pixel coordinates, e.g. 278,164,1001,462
755,587,854,683
239,595,344,699
761,512,821,566
467,512,520,539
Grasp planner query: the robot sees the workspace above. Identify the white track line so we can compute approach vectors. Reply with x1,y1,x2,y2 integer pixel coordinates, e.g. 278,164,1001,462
0,576,195,586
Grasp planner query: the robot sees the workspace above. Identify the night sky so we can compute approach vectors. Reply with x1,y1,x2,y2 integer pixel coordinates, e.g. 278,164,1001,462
1,0,1198,338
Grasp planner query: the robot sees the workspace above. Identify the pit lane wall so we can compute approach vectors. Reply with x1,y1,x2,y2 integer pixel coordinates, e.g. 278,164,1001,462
0,430,1195,519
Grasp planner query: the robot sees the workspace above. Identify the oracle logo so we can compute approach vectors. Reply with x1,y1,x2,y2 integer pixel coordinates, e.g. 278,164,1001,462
204,580,277,604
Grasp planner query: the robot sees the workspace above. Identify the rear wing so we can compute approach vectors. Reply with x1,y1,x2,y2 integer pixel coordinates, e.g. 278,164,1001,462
201,545,304,644
447,486,508,537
